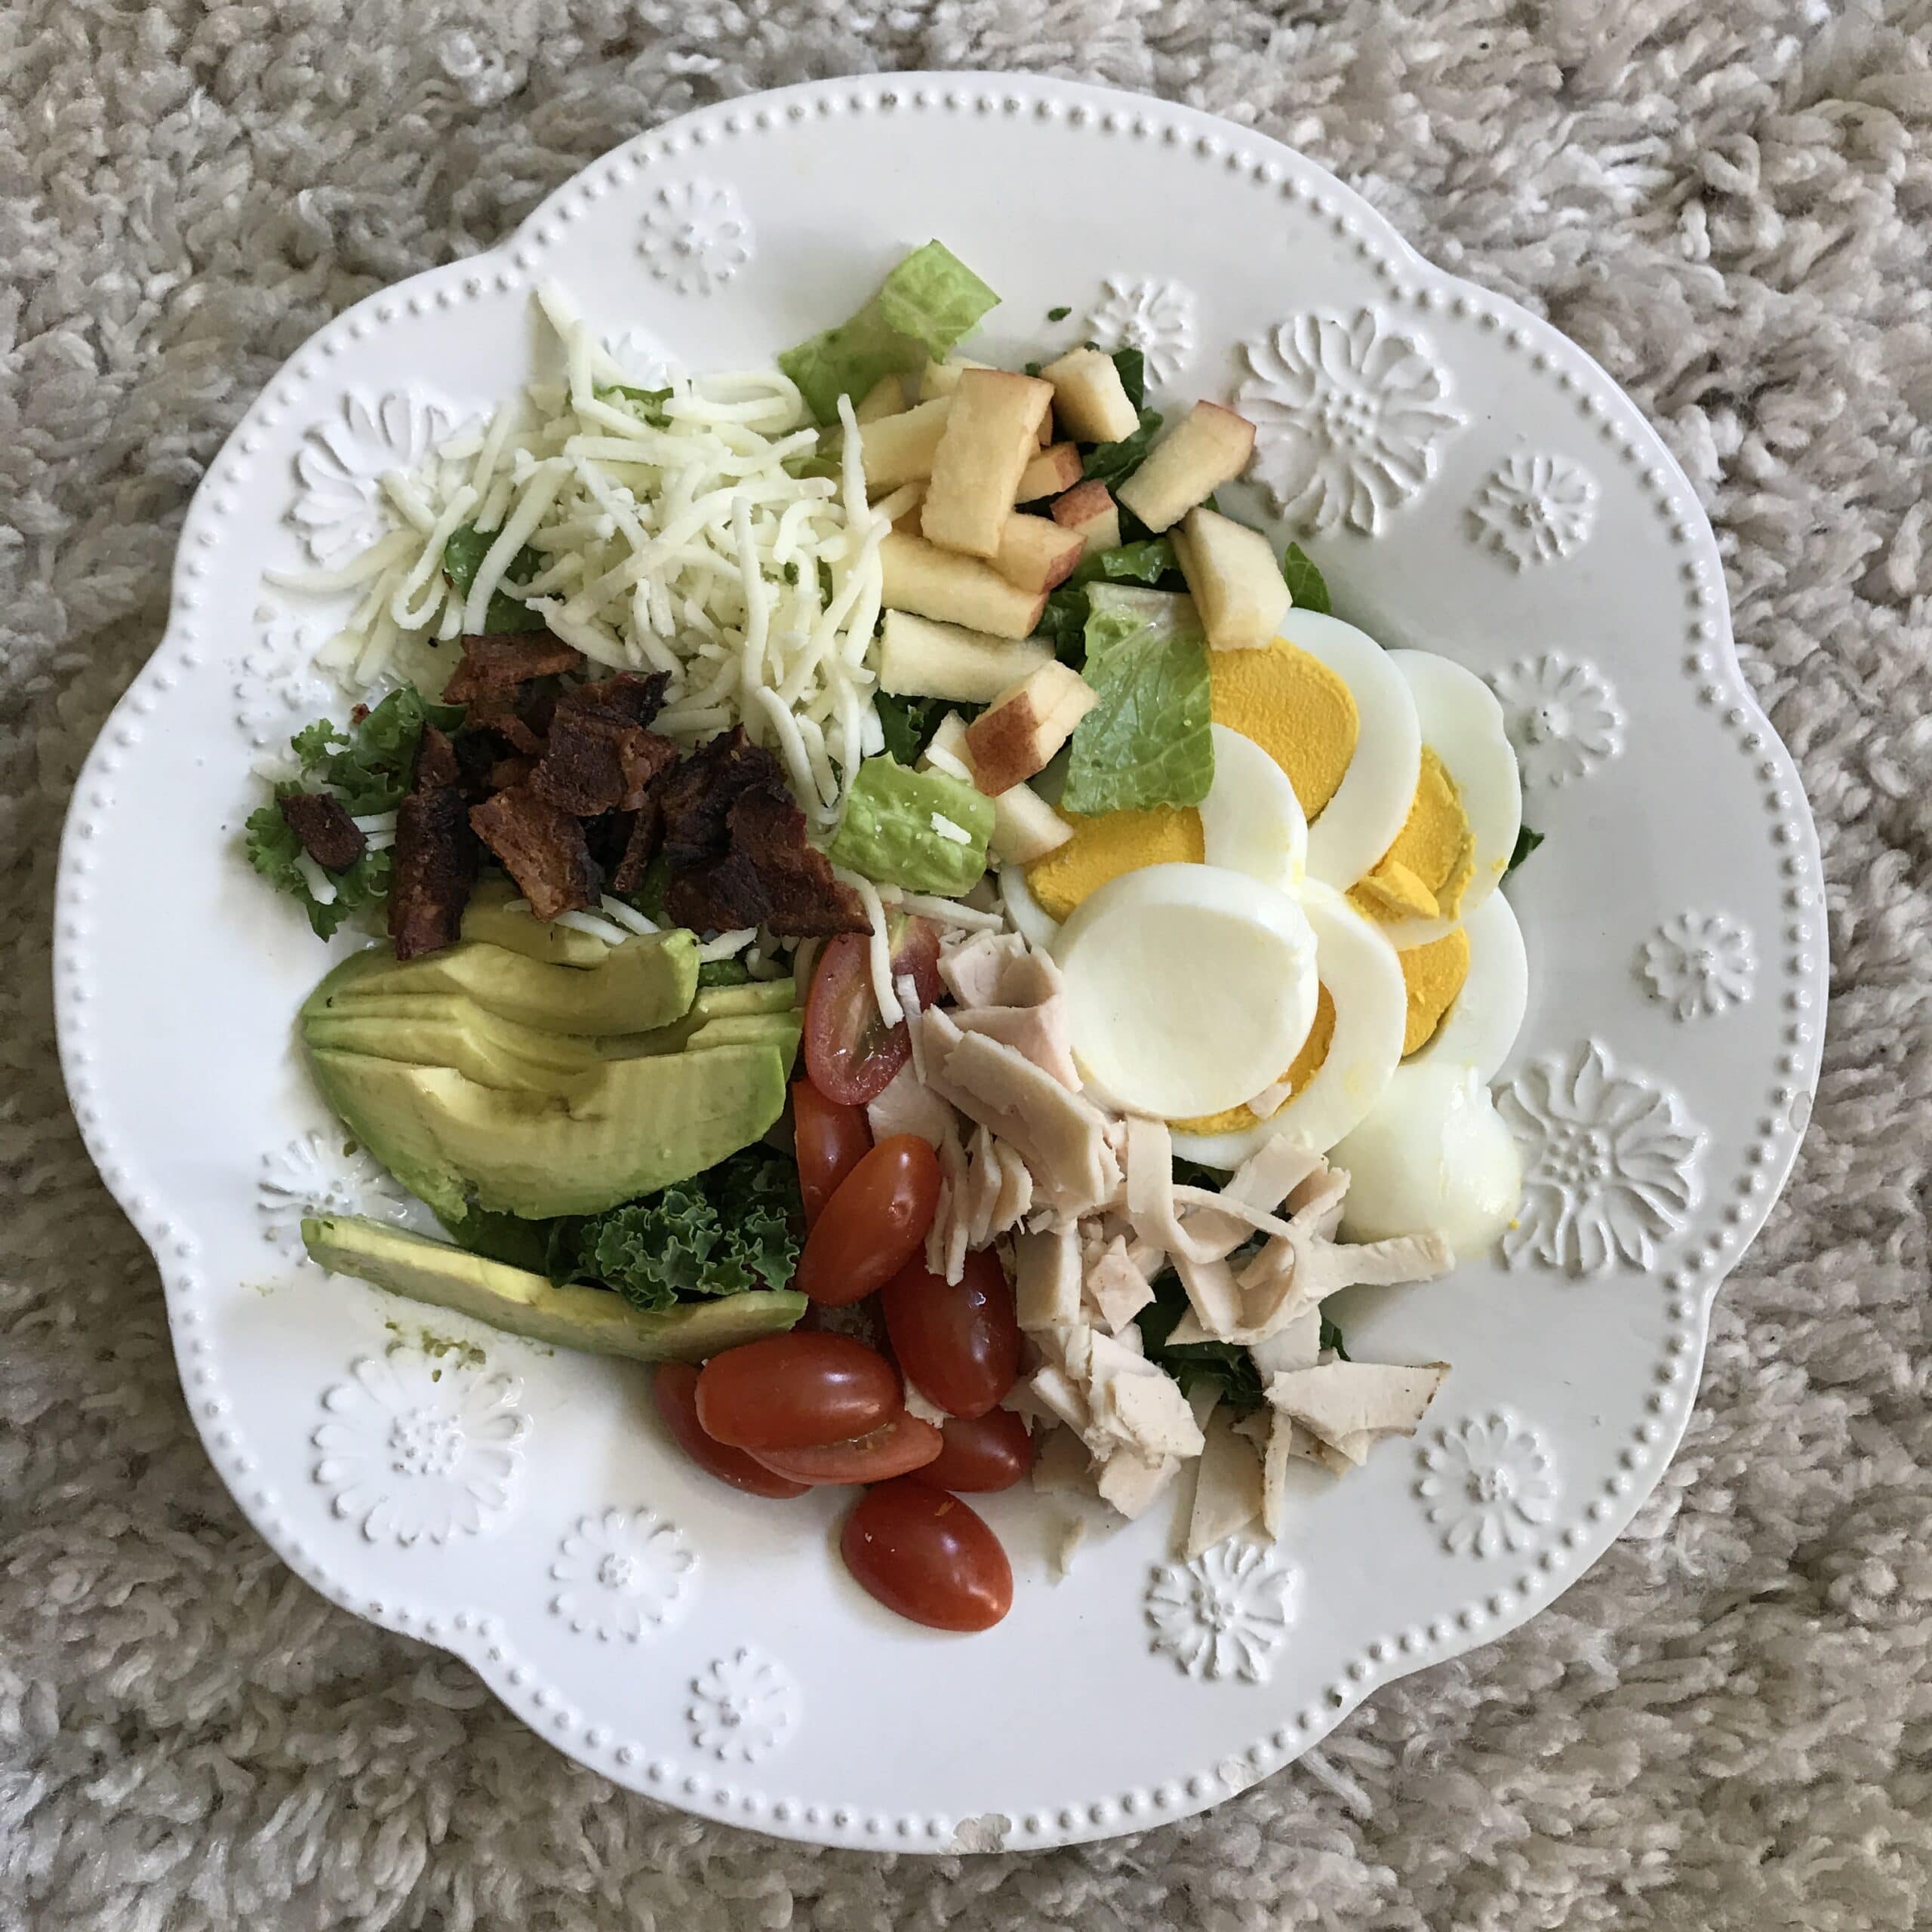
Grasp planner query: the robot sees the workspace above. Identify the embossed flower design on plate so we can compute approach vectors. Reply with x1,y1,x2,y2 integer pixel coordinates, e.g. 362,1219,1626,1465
233,623,330,749
638,180,752,296
551,1509,694,1641
1238,309,1463,532
1145,1541,1296,1682
1418,1414,1559,1555
688,1647,798,1762
257,1130,411,1257
1084,275,1197,383
1471,454,1598,568
289,392,460,566
312,1349,526,1546
1497,1041,1705,1272
1490,653,1626,788
1639,912,1755,1020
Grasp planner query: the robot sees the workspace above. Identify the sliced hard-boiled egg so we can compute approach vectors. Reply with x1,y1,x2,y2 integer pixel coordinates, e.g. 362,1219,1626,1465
1197,722,1309,889
1171,883,1407,1166
1025,804,1203,924
1227,611,1421,894
1357,651,1524,947
1403,887,1527,1083
999,864,1062,952
1051,863,1319,1121
1329,1063,1523,1257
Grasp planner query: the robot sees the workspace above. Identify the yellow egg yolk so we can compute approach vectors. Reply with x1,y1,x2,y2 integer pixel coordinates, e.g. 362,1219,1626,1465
1209,641,1358,820
1175,985,1336,1135
1350,747,1477,924
1398,926,1471,1057
1025,806,1206,921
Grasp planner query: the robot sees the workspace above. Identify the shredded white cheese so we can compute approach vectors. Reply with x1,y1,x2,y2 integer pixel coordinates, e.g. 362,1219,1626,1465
598,894,659,936
266,281,891,814
931,813,972,845
697,928,758,962
835,866,902,1027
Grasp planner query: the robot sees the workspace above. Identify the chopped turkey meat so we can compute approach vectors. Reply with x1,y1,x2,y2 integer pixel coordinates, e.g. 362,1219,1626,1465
1014,1223,1082,1328
1186,1404,1266,1558
1084,1234,1157,1334
1266,1361,1449,1450
868,1063,958,1150
950,1001,1081,1091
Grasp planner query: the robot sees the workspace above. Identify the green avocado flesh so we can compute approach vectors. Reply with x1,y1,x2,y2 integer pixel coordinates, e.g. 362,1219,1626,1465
299,934,801,1221
302,1214,804,1361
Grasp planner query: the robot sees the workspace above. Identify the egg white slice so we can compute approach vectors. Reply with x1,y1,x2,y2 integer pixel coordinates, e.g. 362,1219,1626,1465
999,864,1062,952
1371,650,1525,948
1171,883,1407,1167
1331,1063,1524,1256
1286,611,1423,893
1405,887,1528,1084
1198,723,1309,890
1051,863,1320,1121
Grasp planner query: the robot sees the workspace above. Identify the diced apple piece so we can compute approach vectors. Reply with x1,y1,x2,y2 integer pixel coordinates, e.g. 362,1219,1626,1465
1115,401,1257,533
1040,346,1140,445
854,374,906,423
877,611,1055,703
964,663,1100,795
1016,442,1084,504
879,531,1049,640
918,358,991,401
921,370,1055,559
1172,506,1291,651
859,398,952,491
927,713,1073,863
1051,479,1121,558
994,514,1087,594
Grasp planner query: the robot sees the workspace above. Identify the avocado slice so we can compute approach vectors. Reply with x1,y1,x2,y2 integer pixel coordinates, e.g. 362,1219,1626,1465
305,998,607,1091
689,980,798,1019
304,934,700,1038
306,1041,792,1219
599,1009,802,1067
458,880,614,968
303,1214,805,1361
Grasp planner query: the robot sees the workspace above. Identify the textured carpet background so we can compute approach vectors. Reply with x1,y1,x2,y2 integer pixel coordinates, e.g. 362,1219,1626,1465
4,3,1930,1927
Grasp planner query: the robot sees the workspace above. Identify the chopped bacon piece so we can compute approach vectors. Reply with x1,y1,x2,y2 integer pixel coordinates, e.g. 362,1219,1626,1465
611,800,665,894
531,709,680,816
657,726,785,872
277,792,366,872
389,726,478,959
557,669,670,728
463,691,545,755
469,785,598,920
666,783,868,937
441,633,583,702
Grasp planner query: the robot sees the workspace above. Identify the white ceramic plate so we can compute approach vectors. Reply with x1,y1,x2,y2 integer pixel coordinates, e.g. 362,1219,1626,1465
54,75,1826,1854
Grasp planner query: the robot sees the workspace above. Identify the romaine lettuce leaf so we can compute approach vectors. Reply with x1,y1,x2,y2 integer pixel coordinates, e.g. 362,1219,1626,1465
443,522,546,633
1281,542,1331,615
828,755,995,897
780,242,998,423
1061,586,1214,815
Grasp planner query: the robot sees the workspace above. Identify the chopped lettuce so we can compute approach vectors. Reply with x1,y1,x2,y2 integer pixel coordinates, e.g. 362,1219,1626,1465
1140,1272,1266,1410
874,692,945,765
697,957,752,989
1067,536,1179,592
780,242,999,423
595,382,672,428
829,755,995,897
443,522,546,634
1109,346,1147,411
1506,826,1544,875
245,688,462,939
1282,543,1331,615
1081,408,1162,491
1060,585,1215,814
547,1148,803,1310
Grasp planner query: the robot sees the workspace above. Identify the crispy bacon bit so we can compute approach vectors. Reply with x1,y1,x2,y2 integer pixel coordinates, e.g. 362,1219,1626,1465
531,709,681,816
277,792,366,872
441,633,584,703
611,799,664,894
658,727,783,872
558,669,670,728
666,783,869,937
389,728,478,960
463,691,546,755
469,786,598,920
488,755,539,794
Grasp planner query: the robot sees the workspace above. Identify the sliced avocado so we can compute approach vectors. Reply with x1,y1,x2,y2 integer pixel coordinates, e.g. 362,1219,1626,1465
303,934,699,1038
600,1009,802,1067
459,880,613,968
303,1214,805,1362
305,998,607,1090
306,1042,792,1218
689,980,798,1019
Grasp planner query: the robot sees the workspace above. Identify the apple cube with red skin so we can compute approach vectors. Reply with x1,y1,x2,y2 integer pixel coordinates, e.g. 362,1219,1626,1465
877,611,1056,703
921,370,1055,559
879,531,1048,640
1050,479,1121,558
993,514,1086,593
1171,506,1291,651
925,712,1072,863
1016,441,1084,505
964,663,1100,796
1040,347,1140,445
859,398,952,491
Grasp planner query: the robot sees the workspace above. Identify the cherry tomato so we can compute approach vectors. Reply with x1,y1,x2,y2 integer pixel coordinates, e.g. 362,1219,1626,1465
792,1080,871,1226
694,1333,900,1451
840,1479,1014,1631
652,1364,808,1499
915,1410,1035,1493
802,918,943,1105
880,1247,1022,1419
749,1413,943,1486
795,1136,942,1307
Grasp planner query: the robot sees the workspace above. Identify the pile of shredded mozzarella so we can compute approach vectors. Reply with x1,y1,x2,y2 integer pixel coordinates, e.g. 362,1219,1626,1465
267,285,894,821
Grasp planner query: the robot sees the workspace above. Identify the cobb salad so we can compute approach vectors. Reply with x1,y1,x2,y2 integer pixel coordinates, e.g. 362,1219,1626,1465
252,242,1538,1633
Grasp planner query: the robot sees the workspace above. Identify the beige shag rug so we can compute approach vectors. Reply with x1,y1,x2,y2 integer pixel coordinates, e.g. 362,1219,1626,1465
3,2,1928,1925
